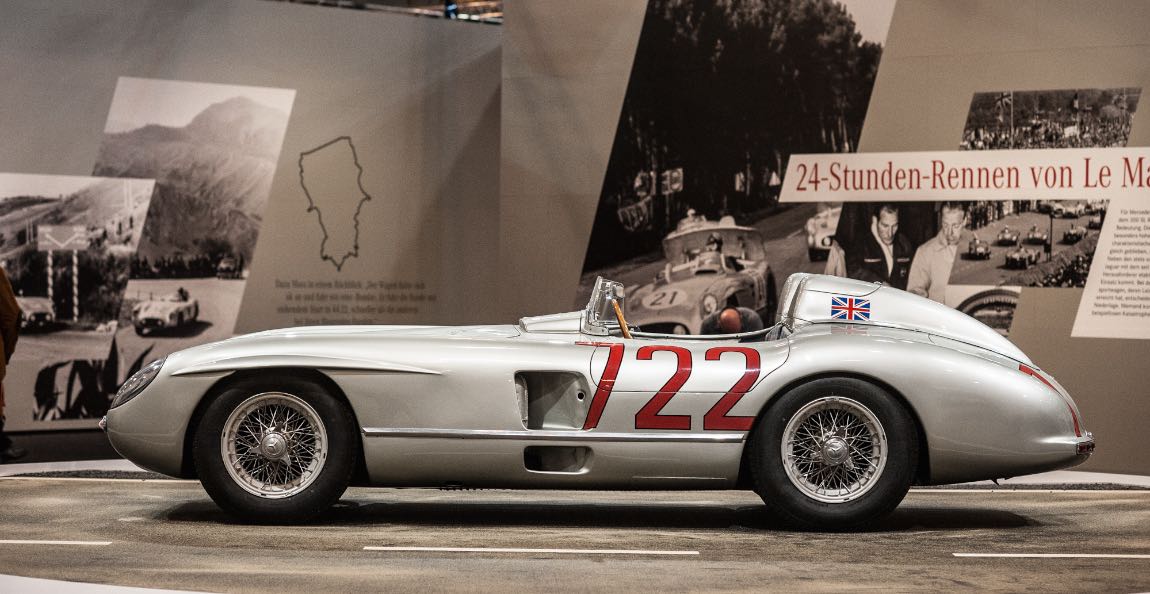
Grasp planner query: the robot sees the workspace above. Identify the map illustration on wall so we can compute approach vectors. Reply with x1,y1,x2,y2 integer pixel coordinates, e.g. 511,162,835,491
299,137,373,272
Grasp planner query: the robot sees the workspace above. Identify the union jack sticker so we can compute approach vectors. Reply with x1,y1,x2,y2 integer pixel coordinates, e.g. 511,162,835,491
830,295,870,321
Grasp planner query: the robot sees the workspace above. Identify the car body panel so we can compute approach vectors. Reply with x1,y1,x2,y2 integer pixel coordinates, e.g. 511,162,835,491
106,274,1090,489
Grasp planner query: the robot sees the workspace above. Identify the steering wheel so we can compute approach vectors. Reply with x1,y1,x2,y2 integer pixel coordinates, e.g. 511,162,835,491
611,299,633,339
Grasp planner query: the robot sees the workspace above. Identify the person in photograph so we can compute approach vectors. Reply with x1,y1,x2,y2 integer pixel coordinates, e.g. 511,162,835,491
700,306,764,335
823,240,847,277
0,265,24,463
845,203,913,290
907,202,968,303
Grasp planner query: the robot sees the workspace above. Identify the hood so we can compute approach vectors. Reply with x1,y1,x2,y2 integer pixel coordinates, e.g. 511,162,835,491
165,324,522,377
781,273,1032,364
231,324,521,342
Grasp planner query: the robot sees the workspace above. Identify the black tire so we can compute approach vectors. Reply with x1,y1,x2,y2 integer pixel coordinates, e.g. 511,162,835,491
747,377,917,530
193,375,357,523
134,326,147,336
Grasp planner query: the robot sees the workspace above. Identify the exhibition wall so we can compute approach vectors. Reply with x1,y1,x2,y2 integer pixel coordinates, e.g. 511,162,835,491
0,0,501,432
861,0,1150,477
0,0,1146,476
502,0,1150,476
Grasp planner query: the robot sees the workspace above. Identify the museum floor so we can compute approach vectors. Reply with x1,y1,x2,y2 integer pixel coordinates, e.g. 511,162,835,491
0,465,1148,592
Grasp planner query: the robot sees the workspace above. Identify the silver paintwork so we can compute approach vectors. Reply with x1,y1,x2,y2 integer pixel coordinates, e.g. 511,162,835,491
361,428,746,443
106,273,1092,492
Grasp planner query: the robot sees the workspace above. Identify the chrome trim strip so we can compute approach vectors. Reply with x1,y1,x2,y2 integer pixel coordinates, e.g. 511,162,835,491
361,428,746,443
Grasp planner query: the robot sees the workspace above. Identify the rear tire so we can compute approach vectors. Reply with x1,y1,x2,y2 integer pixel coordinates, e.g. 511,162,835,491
748,377,917,530
193,375,357,522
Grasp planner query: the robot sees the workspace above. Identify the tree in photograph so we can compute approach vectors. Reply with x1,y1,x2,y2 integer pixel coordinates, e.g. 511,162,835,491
585,0,883,270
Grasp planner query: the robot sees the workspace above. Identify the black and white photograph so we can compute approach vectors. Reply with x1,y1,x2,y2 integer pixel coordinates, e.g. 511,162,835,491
0,173,155,424
806,87,1139,336
947,87,1139,288
577,0,895,334
92,77,295,362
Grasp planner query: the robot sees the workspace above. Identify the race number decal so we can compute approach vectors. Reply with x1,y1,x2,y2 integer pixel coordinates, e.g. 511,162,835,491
578,341,625,430
702,347,759,430
640,289,687,310
634,346,692,430
578,343,764,431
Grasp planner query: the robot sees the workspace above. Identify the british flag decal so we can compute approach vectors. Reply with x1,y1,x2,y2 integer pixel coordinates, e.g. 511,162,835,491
830,295,871,321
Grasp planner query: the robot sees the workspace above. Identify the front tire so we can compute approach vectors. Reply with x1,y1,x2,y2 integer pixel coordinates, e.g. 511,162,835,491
193,376,357,522
748,377,917,530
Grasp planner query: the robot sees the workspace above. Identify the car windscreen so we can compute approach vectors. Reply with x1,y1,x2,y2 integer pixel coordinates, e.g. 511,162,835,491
662,228,765,264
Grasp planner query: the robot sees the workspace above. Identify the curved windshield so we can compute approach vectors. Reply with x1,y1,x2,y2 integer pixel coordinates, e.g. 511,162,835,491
582,276,625,335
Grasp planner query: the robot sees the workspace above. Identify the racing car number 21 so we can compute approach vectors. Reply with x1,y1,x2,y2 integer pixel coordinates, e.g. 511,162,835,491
640,289,688,310
577,342,760,431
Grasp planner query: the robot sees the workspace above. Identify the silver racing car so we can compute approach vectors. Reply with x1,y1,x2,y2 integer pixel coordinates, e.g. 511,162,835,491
104,274,1093,529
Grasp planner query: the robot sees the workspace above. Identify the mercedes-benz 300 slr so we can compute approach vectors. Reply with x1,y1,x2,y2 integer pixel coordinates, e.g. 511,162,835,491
104,274,1093,529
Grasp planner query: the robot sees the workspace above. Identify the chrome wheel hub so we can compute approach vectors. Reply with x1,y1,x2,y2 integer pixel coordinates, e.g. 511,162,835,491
821,436,850,465
221,392,328,499
260,432,288,459
781,396,888,504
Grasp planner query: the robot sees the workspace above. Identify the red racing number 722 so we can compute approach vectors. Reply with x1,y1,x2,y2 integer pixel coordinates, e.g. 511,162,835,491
578,343,761,431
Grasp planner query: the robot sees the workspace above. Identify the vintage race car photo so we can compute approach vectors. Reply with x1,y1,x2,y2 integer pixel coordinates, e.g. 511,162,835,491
996,226,1020,246
216,256,242,279
626,218,776,335
104,274,1093,530
1054,201,1086,218
1087,214,1104,230
15,296,56,331
966,237,991,259
132,288,200,335
1025,224,1048,245
1063,224,1087,244
1006,246,1041,269
804,203,841,261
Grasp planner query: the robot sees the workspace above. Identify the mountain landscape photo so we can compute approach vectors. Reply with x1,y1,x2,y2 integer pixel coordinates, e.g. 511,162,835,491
93,93,292,268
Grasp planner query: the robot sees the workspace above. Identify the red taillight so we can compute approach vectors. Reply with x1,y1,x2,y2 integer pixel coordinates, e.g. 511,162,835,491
1019,364,1082,437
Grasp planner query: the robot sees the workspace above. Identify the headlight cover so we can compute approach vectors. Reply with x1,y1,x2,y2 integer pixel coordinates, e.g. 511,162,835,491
702,294,719,315
110,356,166,409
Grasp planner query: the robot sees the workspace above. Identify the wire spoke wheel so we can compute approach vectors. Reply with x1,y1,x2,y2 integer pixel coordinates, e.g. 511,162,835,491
781,396,887,504
221,392,328,499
